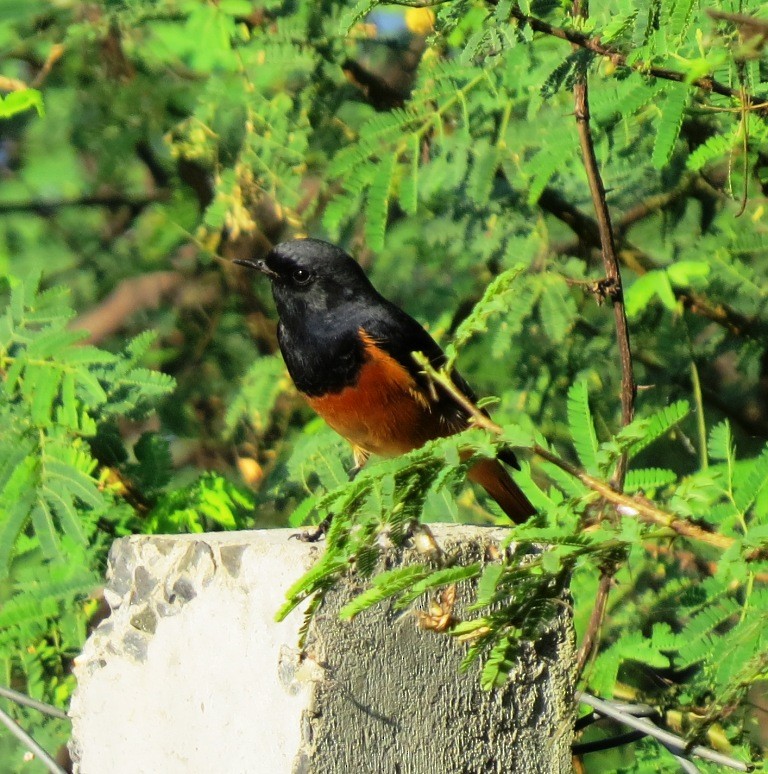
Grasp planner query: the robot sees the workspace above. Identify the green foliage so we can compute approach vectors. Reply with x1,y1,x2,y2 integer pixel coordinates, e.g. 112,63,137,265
0,275,172,572
144,472,254,533
567,380,600,474
3,0,768,769
0,88,43,119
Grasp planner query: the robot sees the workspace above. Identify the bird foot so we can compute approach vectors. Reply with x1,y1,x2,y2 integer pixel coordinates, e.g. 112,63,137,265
292,515,333,543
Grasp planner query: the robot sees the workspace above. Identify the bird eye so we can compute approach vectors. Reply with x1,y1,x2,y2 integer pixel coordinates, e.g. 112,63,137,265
292,268,312,285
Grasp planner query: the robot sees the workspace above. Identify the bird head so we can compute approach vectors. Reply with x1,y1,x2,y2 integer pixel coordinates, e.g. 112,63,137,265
234,238,376,318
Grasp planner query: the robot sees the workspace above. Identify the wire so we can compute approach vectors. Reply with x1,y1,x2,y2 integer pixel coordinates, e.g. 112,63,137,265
577,693,753,772
0,706,66,774
0,686,68,720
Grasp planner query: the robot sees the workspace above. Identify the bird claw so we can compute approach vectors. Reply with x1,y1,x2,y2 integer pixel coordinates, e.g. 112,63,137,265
291,515,333,543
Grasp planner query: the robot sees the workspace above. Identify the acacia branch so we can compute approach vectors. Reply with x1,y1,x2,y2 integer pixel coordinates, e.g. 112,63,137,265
570,19,635,491
569,0,635,674
531,445,733,551
576,571,613,674
504,6,768,118
415,358,742,555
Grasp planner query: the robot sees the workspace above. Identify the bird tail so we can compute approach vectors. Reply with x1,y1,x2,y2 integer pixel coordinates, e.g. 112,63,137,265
468,458,536,525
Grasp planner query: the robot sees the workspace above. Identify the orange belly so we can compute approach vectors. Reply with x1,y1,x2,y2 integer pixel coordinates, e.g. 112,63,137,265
304,332,442,456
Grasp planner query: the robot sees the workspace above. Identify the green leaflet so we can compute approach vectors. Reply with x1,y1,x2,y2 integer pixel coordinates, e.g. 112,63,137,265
687,133,738,171
708,420,735,463
0,275,174,577
338,564,429,620
446,264,525,365
481,635,518,690
467,140,500,204
365,151,396,251
0,88,44,119
394,563,481,610
623,467,677,493
589,626,672,698
225,353,287,437
734,445,768,515
651,85,689,169
567,380,600,474
619,400,691,458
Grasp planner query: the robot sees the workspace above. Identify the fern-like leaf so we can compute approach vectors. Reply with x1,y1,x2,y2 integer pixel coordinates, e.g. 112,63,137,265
339,565,429,620
734,444,768,515
624,467,677,493
365,152,396,251
481,634,518,690
652,85,689,169
446,264,525,364
621,400,690,458
686,132,737,171
567,381,600,474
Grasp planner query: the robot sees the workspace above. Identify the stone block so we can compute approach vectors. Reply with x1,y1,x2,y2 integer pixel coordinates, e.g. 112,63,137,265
69,525,575,773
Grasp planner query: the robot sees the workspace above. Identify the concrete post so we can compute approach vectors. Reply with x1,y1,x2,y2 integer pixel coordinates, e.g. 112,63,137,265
68,525,575,773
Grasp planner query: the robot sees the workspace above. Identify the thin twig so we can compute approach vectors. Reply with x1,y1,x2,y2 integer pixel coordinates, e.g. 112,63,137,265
0,686,68,720
532,444,734,551
0,192,167,215
31,44,65,89
577,693,753,772
0,75,28,92
684,320,709,471
575,570,612,674
569,0,635,677
0,706,66,774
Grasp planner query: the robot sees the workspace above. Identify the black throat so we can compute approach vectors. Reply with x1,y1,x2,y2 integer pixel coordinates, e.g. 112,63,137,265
275,301,368,397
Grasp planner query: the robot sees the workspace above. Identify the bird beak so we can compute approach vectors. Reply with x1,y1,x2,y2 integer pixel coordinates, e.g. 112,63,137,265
233,258,280,280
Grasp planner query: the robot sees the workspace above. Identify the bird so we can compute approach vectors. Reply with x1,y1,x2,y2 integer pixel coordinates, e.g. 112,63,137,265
234,238,535,524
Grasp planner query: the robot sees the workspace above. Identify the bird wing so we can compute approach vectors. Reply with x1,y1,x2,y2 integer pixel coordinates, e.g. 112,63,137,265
359,300,519,469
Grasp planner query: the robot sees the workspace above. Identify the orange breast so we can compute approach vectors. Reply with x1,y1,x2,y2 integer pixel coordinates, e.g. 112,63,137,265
304,331,442,457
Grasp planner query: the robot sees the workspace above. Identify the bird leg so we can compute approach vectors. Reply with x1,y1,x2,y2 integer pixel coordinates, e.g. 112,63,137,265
349,446,370,481
294,515,333,543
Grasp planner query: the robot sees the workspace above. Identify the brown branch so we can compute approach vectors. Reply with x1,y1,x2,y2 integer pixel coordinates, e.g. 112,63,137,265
503,6,768,118
569,0,634,680
532,444,734,551
570,3,635,491
32,44,65,88
0,75,28,92
0,44,64,92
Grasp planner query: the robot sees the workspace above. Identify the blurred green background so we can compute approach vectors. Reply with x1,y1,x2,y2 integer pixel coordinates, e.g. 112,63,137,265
2,0,768,770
